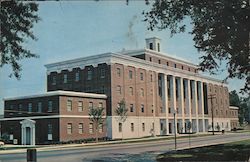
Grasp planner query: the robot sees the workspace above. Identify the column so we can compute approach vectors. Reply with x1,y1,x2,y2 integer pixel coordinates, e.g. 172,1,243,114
32,126,35,145
164,74,169,135
200,82,205,132
187,79,192,121
194,81,199,132
180,77,185,133
21,127,24,145
172,76,178,133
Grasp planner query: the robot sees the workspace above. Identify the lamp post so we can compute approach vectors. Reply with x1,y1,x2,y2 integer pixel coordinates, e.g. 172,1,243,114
173,110,177,150
208,94,216,135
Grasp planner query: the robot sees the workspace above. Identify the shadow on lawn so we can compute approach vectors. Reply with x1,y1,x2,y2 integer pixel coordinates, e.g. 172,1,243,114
157,143,250,161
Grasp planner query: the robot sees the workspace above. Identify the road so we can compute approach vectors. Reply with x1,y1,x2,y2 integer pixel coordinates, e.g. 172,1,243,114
0,132,249,162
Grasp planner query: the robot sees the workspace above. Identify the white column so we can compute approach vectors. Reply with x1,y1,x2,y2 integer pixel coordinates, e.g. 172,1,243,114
180,77,185,133
23,127,26,145
200,82,205,132
194,81,199,133
21,127,24,145
172,76,178,133
187,79,192,122
164,74,169,135
32,126,35,145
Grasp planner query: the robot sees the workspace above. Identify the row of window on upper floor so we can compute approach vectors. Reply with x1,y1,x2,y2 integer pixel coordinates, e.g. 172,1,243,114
51,68,106,85
66,100,104,112
116,68,154,81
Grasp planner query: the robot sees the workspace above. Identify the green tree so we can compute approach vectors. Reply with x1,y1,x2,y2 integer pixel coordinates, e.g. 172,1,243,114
89,106,105,143
115,99,128,139
229,90,240,107
143,0,249,93
0,1,40,79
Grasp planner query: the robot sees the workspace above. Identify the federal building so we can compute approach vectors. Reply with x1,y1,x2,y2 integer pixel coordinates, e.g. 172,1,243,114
1,37,238,145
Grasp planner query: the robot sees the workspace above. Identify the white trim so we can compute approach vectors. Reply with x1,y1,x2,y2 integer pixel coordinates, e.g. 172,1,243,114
3,90,107,101
0,115,107,121
229,106,239,110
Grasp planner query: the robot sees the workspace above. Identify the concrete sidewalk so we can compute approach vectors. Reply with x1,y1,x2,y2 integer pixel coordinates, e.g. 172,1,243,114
0,132,230,154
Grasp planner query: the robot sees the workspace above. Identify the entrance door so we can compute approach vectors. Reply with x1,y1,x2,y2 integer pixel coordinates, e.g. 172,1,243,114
26,127,31,145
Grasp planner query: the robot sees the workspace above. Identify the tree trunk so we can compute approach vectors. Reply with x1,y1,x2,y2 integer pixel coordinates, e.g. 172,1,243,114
95,123,98,143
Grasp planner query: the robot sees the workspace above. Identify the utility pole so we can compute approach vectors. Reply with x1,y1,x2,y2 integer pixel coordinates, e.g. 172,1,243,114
208,94,216,135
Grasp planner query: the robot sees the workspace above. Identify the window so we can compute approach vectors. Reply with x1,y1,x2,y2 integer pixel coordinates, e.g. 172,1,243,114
150,74,153,82
142,123,145,131
174,64,177,68
129,87,133,95
52,76,56,85
141,104,144,113
149,57,152,62
38,102,42,113
157,43,160,52
188,68,191,71
63,74,67,83
89,123,93,134
78,123,83,134
130,104,134,112
158,60,161,64
67,100,72,112
131,123,134,132
18,104,23,114
48,101,53,112
149,43,153,50
87,69,92,80
67,123,72,134
140,88,144,97
181,66,184,70
140,72,144,80
117,68,121,77
78,101,83,112
129,70,133,79
166,62,169,66
99,102,103,108
168,107,171,113
75,71,80,81
99,124,103,133
119,123,122,132
28,103,32,113
48,124,52,134
89,102,93,109
117,85,122,94
152,122,155,130
100,68,105,78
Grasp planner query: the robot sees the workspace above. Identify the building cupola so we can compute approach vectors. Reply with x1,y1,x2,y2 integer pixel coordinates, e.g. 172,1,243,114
145,37,161,52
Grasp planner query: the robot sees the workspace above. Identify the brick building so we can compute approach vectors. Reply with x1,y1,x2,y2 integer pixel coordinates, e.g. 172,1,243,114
1,37,238,144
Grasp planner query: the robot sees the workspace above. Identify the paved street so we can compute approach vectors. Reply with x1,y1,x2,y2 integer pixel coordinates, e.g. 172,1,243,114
0,132,249,162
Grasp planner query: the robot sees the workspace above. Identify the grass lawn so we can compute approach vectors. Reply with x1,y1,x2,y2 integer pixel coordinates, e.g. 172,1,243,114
157,139,250,161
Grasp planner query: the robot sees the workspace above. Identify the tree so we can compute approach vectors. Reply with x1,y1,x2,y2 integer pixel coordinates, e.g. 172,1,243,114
229,90,240,107
0,1,40,79
143,0,249,93
115,99,128,139
89,106,105,143
186,120,192,148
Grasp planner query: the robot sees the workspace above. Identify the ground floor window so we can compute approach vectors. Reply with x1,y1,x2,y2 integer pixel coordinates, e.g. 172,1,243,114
89,123,93,134
67,123,72,134
78,123,83,134
131,123,134,132
119,123,122,132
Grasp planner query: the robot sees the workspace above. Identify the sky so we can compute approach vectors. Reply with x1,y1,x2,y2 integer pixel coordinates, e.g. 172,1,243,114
0,1,245,114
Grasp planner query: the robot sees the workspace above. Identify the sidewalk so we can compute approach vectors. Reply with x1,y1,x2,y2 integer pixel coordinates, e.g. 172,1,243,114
0,132,228,154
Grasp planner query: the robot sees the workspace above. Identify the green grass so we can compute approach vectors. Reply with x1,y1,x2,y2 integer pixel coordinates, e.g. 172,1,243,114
157,139,250,162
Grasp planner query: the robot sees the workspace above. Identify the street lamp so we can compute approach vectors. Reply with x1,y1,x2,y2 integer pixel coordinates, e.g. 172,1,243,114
173,110,177,150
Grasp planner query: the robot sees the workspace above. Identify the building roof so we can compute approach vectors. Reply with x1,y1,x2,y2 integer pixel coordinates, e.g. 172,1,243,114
3,90,107,101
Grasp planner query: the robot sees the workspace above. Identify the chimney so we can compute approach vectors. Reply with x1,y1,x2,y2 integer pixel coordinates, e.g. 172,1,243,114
145,37,161,52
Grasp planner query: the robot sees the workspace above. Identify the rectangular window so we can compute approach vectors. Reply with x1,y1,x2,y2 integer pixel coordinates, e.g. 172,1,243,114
100,68,105,78
67,100,72,112
48,101,53,112
158,60,161,64
117,85,122,94
141,104,144,113
75,71,80,81
67,123,72,134
89,102,93,109
37,102,42,113
129,87,133,95
131,123,134,132
52,76,56,85
63,74,67,83
78,101,83,112
117,68,121,77
140,72,144,80
119,123,122,132
87,69,92,80
142,123,145,132
149,43,153,50
141,88,144,97
130,104,134,112
78,123,83,134
150,74,153,82
99,102,103,108
168,107,171,114
174,64,177,68
129,70,133,79
149,57,152,62
99,124,103,133
48,124,52,134
166,62,169,66
28,103,32,113
89,123,93,134
18,104,22,113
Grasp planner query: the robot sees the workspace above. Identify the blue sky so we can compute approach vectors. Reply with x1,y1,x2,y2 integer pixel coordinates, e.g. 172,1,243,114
0,1,244,113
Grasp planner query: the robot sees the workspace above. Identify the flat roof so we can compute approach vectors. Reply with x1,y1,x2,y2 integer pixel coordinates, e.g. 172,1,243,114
3,90,107,101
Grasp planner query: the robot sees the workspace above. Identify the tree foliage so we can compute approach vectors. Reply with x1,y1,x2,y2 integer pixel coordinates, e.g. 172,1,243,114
143,0,250,93
89,106,105,142
115,99,128,123
0,1,40,79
